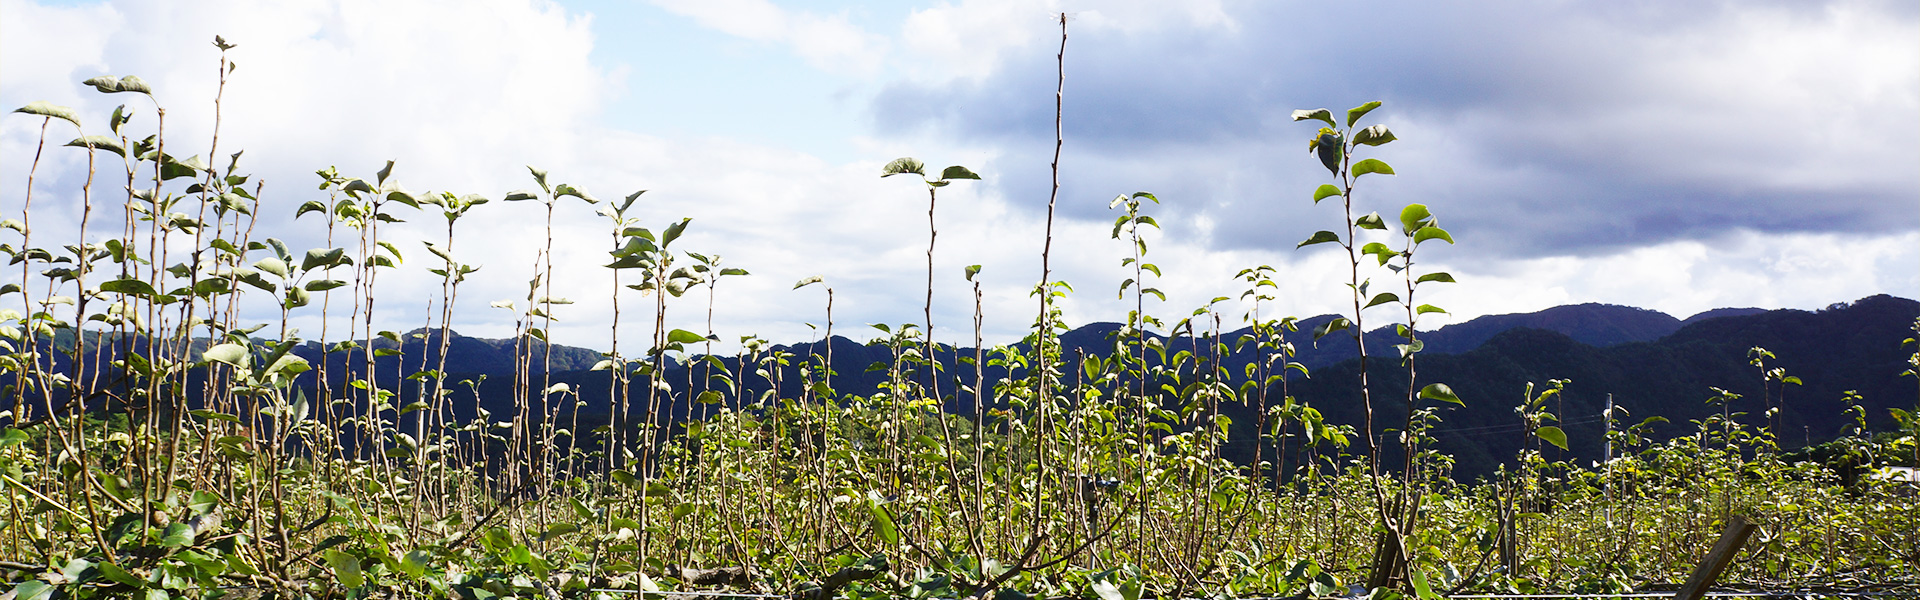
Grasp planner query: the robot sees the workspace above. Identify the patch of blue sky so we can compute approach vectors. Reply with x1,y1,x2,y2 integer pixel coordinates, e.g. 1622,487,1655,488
563,0,915,163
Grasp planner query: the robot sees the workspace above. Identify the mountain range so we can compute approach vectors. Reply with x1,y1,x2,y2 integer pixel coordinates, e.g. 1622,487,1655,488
31,294,1910,480
326,295,1915,479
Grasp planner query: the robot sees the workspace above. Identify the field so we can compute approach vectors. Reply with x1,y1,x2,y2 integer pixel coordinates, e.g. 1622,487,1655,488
3,28,1918,600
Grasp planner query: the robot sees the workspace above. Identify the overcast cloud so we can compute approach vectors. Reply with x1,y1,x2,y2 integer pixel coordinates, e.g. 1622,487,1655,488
1,0,1914,354
875,0,1920,257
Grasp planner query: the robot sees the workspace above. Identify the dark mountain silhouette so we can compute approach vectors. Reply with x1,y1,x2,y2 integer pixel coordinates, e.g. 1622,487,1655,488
1233,294,1920,478
374,295,1916,480
288,327,605,381
21,296,1914,482
240,298,1771,395
1680,306,1767,327
1285,302,1735,369
268,297,1914,480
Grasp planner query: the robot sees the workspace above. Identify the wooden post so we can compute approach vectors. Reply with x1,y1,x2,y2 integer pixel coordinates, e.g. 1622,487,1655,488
1673,514,1756,600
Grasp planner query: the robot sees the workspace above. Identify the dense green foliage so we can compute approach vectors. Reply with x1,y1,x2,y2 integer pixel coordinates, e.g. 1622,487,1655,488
2,33,1916,600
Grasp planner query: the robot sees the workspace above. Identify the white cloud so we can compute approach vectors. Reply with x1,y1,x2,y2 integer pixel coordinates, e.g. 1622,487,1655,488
3,0,1911,362
1416,230,1920,327
647,0,888,76
897,0,1236,82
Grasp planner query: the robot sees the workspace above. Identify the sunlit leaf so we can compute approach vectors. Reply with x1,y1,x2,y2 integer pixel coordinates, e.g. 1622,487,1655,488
1364,292,1400,309
1297,230,1341,249
1537,425,1569,450
1414,226,1454,245
1346,101,1382,127
14,101,81,129
1352,158,1395,178
939,165,980,181
1420,383,1463,406
326,549,365,588
66,135,126,157
1353,124,1396,146
203,343,248,368
1291,108,1335,127
881,157,925,178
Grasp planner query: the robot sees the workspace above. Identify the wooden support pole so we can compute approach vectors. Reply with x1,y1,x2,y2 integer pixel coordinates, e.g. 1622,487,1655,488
1673,514,1757,600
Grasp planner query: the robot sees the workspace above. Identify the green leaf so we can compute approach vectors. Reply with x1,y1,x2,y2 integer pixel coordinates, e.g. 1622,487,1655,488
398,549,431,579
540,522,581,542
13,101,81,129
1291,108,1336,127
303,247,345,271
964,264,982,281
0,428,28,447
793,275,824,289
1346,101,1382,127
1416,304,1448,315
1415,272,1455,284
99,278,158,297
203,343,248,368
868,498,899,546
1536,425,1569,450
1364,292,1400,309
939,165,980,181
1410,567,1440,600
881,157,925,178
1312,317,1350,340
290,389,310,423
268,353,310,376
1297,230,1342,249
85,75,151,95
1312,184,1342,203
7,581,54,600
96,561,145,587
237,270,276,292
296,200,328,219
160,522,194,548
1360,242,1395,266
620,189,646,213
1351,158,1395,178
1355,212,1387,230
67,135,127,157
253,257,289,278
1420,383,1463,406
554,183,598,203
1414,226,1454,244
1398,204,1431,234
667,329,708,345
1353,124,1396,146
660,217,691,247
1315,132,1343,176
326,549,365,588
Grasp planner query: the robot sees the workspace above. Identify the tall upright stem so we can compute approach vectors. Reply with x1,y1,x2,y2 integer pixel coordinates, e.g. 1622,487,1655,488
1031,11,1068,550
925,187,940,410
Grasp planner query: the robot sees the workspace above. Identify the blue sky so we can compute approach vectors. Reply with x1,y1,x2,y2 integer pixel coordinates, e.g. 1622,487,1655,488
574,0,882,160
2,0,1916,352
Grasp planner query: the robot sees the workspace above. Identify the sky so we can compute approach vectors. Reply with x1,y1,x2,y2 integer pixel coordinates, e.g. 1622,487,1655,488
2,0,1916,354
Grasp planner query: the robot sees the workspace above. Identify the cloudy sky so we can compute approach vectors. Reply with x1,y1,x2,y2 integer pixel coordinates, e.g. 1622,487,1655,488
2,0,1916,353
